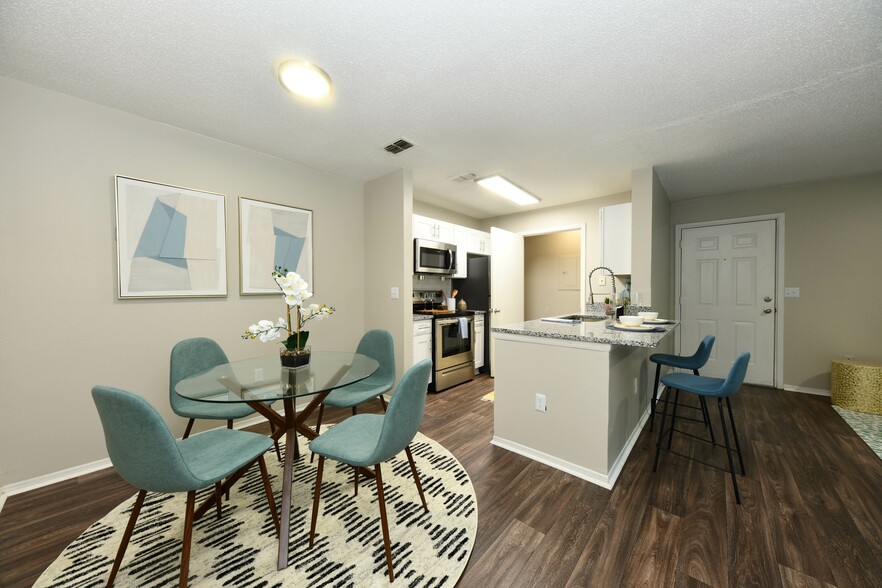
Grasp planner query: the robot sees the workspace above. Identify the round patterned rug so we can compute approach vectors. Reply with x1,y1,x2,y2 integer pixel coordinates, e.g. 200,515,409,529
35,431,477,587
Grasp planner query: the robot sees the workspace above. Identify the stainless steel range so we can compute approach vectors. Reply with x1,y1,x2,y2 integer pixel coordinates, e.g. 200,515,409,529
432,313,475,392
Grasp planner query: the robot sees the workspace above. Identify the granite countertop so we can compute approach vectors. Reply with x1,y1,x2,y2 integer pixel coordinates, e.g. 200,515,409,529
491,316,677,348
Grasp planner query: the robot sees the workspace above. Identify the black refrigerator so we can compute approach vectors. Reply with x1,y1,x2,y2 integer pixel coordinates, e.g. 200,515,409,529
452,254,491,374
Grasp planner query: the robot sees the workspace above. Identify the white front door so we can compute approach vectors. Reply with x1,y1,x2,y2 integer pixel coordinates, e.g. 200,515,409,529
489,227,524,377
679,219,777,385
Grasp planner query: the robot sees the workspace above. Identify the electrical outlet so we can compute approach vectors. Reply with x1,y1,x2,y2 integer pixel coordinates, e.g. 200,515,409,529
535,393,547,412
253,368,264,381
598,275,607,286
391,287,399,299
784,287,800,298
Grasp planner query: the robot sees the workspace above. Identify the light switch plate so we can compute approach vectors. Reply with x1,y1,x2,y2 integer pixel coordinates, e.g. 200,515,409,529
784,287,800,298
391,287,399,299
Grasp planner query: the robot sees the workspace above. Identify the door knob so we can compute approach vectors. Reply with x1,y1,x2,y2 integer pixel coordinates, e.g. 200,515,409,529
764,296,772,302
763,308,773,314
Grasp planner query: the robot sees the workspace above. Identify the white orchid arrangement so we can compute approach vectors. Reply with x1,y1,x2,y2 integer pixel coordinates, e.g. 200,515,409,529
243,268,334,351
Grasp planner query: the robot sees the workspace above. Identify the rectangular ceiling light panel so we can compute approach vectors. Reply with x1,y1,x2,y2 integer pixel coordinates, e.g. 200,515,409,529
476,175,540,205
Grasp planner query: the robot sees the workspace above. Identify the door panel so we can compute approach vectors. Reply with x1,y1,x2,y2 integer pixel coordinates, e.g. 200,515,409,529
489,227,524,377
680,219,776,385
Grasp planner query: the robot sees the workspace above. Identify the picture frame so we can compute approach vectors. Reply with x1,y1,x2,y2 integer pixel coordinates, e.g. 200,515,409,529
238,197,313,295
115,175,227,299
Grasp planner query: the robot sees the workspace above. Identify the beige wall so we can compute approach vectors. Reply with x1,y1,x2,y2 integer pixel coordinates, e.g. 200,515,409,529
524,231,582,320
413,195,483,230
670,172,882,390
631,167,672,317
0,77,367,487
484,191,631,307
364,171,413,379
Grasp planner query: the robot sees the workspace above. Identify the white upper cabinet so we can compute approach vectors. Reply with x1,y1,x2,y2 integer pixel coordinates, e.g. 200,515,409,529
466,230,491,255
415,215,491,279
413,214,456,244
600,202,631,275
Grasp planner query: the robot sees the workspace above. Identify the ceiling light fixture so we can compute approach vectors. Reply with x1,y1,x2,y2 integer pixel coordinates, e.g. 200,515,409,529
475,175,540,205
277,60,332,99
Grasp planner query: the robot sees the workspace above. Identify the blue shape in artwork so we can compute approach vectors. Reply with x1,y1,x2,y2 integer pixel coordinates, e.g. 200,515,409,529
133,200,188,269
274,227,304,272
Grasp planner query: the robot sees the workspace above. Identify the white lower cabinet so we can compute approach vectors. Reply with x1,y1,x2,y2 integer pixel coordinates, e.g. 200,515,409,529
474,314,485,371
413,320,433,368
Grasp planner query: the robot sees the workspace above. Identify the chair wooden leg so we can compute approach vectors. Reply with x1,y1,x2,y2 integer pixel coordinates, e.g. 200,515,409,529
310,404,325,463
404,445,429,512
180,491,196,588
106,489,146,587
379,395,387,412
226,419,233,429
183,418,195,439
352,406,357,416
354,466,360,496
309,456,325,547
214,482,222,519
649,363,661,431
374,464,395,582
716,398,742,504
268,421,283,462
257,456,280,535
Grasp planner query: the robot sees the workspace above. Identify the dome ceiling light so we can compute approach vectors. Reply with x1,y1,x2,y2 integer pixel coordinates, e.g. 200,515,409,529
277,60,332,99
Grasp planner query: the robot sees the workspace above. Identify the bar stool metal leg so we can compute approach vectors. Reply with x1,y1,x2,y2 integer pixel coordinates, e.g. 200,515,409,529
716,398,741,504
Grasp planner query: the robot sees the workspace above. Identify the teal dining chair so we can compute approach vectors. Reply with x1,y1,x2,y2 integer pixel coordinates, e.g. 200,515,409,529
308,359,432,582
170,338,256,438
652,352,751,504
92,385,279,587
310,329,395,461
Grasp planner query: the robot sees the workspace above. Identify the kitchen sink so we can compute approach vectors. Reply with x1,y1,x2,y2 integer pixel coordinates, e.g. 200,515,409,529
557,314,606,322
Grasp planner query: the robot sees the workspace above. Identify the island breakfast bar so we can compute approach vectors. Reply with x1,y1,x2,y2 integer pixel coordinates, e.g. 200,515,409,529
491,317,677,489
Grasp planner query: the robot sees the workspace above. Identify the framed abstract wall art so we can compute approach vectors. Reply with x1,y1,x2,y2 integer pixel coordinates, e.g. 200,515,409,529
238,197,313,295
115,176,227,298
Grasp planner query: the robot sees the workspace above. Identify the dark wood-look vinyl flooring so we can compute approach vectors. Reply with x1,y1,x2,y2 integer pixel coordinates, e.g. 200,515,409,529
2,375,882,587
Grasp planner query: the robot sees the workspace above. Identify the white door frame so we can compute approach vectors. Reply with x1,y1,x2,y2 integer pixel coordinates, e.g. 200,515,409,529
674,213,785,388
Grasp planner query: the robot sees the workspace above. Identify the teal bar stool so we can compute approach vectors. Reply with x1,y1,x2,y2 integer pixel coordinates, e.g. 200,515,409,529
308,359,432,582
649,335,716,436
652,352,751,503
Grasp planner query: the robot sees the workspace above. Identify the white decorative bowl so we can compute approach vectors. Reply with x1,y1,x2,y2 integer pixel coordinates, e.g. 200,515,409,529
619,315,644,327
638,311,659,320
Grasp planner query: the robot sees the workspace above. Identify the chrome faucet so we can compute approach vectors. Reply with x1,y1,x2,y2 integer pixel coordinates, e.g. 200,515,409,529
588,266,616,305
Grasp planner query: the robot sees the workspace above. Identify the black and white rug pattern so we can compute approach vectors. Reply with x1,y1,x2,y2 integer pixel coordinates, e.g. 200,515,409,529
36,432,477,587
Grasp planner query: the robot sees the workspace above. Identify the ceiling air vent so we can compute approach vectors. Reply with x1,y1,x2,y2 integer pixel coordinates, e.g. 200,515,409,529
383,138,414,154
449,172,477,183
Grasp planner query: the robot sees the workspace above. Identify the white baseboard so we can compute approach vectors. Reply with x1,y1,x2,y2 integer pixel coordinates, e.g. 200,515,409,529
783,385,830,397
490,436,613,489
606,407,651,487
0,404,309,515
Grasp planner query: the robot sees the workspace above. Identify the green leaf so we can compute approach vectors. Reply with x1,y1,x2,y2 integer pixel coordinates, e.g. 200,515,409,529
284,331,309,350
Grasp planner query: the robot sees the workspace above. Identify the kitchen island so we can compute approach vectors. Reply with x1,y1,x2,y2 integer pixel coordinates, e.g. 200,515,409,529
491,316,676,489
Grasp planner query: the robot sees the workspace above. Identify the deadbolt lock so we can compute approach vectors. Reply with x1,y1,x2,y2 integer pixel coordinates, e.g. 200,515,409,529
764,296,772,302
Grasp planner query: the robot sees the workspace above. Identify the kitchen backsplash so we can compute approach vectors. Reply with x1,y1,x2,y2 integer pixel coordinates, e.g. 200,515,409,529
412,274,452,302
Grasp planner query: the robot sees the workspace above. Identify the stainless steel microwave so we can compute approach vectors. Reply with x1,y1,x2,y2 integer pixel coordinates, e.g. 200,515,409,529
414,238,457,275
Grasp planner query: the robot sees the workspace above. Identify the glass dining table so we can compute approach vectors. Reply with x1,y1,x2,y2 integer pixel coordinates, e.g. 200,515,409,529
174,351,379,570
